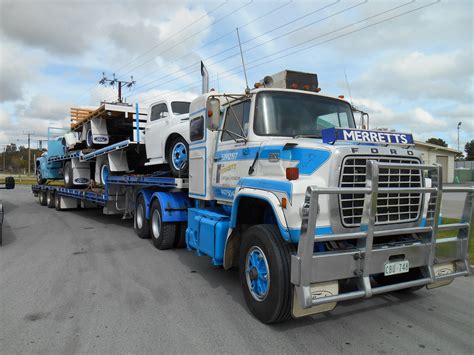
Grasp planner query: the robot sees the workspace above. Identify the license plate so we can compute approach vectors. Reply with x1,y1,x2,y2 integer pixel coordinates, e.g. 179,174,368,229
384,260,409,276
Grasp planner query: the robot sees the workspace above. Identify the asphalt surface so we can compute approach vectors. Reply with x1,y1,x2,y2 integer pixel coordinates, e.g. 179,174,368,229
1,186,473,354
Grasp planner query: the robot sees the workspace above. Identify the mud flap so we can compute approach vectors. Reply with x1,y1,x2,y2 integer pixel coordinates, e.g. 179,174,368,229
292,281,339,318
427,262,455,289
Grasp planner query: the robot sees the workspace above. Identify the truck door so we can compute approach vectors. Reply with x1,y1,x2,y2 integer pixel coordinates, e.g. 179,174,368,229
145,102,169,163
213,99,255,202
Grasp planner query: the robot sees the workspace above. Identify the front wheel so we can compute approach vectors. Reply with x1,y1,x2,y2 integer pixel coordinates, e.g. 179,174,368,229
238,225,292,324
167,137,188,177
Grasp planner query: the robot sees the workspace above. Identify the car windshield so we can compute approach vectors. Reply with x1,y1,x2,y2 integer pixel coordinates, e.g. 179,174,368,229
254,91,355,138
171,101,190,115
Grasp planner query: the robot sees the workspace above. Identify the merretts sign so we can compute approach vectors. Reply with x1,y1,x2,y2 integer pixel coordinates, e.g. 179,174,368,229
322,128,414,145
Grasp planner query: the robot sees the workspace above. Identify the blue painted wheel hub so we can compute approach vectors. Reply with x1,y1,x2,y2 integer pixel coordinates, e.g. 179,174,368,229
171,142,187,171
101,164,109,186
245,246,270,301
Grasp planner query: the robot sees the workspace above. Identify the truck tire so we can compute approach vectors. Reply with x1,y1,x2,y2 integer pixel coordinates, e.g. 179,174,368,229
39,191,47,206
36,168,46,185
46,190,55,208
54,193,62,211
134,195,150,239
150,199,176,250
239,224,292,324
167,136,189,177
64,161,73,188
173,222,187,248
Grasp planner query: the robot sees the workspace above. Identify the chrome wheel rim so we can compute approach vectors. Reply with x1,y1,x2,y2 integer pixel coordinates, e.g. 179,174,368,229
151,209,161,240
136,204,144,229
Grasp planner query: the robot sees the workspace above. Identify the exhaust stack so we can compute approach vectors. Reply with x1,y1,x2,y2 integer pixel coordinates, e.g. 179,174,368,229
201,61,209,94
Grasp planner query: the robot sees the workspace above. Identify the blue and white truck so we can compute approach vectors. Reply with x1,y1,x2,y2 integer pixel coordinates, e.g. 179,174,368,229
32,69,472,323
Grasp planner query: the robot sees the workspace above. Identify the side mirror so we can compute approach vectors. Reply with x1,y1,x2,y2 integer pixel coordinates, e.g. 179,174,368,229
5,177,15,190
206,97,221,130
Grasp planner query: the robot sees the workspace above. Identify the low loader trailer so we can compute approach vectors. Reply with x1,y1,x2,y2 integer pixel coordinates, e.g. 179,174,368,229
32,69,473,323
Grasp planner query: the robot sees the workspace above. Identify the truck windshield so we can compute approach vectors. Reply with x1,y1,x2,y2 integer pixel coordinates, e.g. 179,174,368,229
254,91,355,138
171,101,190,115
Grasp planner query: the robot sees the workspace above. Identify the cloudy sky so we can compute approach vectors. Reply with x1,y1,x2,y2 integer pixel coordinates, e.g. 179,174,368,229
0,0,472,150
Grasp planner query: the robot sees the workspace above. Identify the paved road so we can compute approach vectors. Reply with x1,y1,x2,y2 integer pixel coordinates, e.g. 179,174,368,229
1,186,473,354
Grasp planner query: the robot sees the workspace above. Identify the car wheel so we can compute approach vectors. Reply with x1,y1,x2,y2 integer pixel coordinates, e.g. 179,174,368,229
167,136,189,177
64,161,73,188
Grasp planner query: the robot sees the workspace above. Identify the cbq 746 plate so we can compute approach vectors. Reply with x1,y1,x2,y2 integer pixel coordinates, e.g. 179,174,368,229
384,260,409,276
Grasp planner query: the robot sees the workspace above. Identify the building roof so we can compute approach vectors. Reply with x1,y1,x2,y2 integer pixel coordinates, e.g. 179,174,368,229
414,140,461,154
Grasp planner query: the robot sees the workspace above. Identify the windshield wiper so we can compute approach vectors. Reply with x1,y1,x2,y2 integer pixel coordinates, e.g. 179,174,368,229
293,134,320,139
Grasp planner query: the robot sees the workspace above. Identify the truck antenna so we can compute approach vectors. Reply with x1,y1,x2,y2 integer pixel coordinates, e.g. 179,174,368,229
236,28,250,95
344,69,353,106
344,68,354,106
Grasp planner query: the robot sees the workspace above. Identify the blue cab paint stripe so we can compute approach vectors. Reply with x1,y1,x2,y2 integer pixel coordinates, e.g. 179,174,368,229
214,145,330,175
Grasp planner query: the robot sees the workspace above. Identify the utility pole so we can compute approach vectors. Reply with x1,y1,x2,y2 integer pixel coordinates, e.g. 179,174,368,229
457,122,462,151
99,73,135,103
23,131,35,176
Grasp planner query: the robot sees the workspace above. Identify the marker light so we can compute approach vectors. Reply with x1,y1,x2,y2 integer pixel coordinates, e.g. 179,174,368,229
286,167,299,180
281,197,287,209
290,83,298,89
338,95,345,99
208,110,213,117
303,84,310,90
315,88,321,92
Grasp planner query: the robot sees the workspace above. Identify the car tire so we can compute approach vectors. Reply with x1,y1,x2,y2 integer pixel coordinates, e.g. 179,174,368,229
86,127,94,148
134,195,150,239
167,136,189,177
150,199,176,250
239,224,293,324
46,190,55,208
64,161,73,188
99,160,110,186
39,191,47,206
36,168,46,185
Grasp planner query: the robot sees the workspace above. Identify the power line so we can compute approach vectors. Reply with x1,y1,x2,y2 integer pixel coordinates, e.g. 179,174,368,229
115,1,229,76
126,0,349,98
137,0,438,106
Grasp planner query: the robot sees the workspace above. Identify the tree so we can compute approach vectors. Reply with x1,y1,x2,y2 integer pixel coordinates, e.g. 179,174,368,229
426,137,448,147
465,140,474,161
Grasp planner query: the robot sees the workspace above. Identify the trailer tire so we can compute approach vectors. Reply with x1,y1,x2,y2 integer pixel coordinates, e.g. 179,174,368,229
46,190,55,208
86,127,94,148
54,193,62,211
134,195,150,239
39,191,47,206
150,199,176,250
167,136,189,177
239,224,292,324
174,222,187,248
63,161,73,188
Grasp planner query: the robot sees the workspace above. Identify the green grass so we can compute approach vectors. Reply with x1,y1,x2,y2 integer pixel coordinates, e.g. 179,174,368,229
437,217,474,264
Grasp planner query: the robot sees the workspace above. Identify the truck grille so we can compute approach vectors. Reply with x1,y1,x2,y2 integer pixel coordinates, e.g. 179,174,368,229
339,156,422,227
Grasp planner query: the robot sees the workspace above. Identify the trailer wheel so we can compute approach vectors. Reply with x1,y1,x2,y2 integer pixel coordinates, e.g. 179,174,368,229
174,222,187,248
239,225,292,324
167,136,189,177
134,195,150,239
38,191,47,206
46,190,55,208
64,161,73,188
54,193,62,211
99,161,110,186
150,199,176,250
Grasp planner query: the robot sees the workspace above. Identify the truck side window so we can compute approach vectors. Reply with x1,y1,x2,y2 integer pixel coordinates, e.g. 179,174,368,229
150,103,169,121
221,100,250,142
190,116,204,142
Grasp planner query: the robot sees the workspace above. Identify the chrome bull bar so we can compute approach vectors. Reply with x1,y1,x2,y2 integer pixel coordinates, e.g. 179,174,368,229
291,161,473,309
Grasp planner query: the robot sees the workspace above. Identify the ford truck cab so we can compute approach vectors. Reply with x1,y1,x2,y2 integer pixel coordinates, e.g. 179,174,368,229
185,70,468,323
